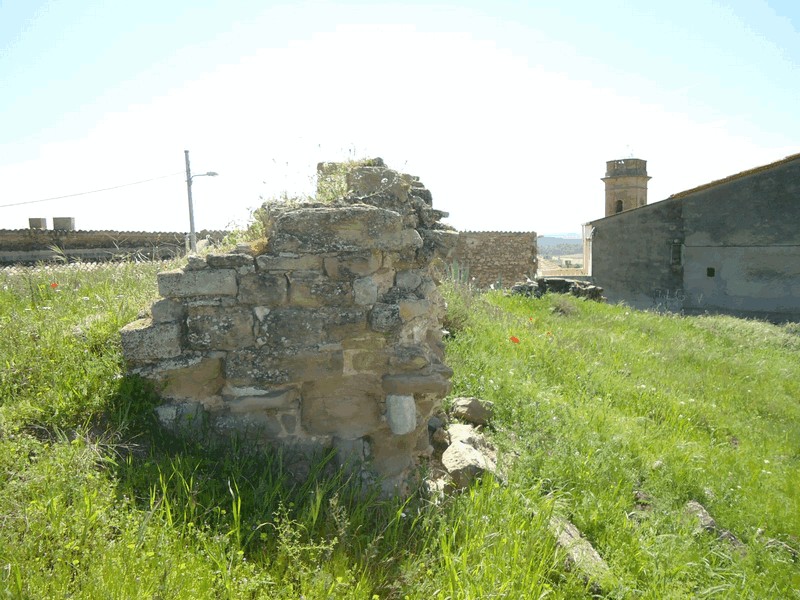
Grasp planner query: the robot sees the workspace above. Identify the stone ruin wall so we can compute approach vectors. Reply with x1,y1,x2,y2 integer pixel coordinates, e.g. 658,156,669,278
453,231,537,288
121,162,458,493
0,229,226,264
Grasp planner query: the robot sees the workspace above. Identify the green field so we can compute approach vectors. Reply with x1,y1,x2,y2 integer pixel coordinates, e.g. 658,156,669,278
1,262,798,598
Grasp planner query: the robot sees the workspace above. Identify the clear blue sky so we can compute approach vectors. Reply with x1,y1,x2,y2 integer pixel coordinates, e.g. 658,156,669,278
1,0,798,234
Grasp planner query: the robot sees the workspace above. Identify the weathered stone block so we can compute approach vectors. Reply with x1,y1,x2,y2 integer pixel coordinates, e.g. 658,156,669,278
346,167,413,203
442,442,492,489
388,345,430,371
353,276,378,305
323,308,369,342
419,229,459,262
450,397,494,426
287,271,353,308
161,356,225,400
214,412,283,438
301,376,382,438
253,306,270,322
415,393,439,420
386,394,416,435
396,269,423,291
447,423,490,449
375,269,397,297
382,372,451,396
324,251,383,278
225,386,300,413
369,303,401,332
225,348,290,386
369,433,415,479
151,298,185,323
187,306,254,350
419,207,449,228
343,348,387,375
207,253,255,268
158,268,238,298
270,205,410,254
185,255,208,270
260,307,328,351
282,351,345,381
411,187,432,205
120,319,182,361
398,299,431,321
334,436,370,472
184,297,238,308
256,253,323,272
341,333,387,351
238,272,288,306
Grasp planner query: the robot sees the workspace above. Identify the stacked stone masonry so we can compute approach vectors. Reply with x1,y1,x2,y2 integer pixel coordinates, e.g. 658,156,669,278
453,231,537,288
121,162,458,494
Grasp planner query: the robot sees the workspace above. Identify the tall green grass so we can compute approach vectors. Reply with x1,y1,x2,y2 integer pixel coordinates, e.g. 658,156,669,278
444,283,800,598
1,264,798,598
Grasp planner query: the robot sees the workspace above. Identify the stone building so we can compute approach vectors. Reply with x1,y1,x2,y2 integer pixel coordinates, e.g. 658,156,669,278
602,158,651,216
586,152,800,322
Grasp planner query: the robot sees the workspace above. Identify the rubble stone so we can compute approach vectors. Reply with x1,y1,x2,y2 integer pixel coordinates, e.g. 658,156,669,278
450,397,495,426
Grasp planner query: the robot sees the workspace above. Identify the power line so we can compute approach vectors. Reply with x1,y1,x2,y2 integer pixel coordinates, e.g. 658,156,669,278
0,172,184,209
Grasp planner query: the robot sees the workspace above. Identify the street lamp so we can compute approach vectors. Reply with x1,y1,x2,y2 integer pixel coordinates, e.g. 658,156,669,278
184,149,219,253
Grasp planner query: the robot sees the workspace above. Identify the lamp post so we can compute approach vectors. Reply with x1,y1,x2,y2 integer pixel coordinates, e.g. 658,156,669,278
184,149,218,253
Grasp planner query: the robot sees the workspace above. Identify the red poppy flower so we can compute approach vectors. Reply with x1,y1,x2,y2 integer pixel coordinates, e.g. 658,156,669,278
50,282,58,289
509,336,520,344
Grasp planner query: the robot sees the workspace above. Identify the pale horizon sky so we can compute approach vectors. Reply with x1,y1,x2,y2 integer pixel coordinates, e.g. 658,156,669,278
1,0,798,235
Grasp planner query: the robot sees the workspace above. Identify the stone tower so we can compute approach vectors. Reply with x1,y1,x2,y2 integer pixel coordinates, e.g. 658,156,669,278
602,158,650,217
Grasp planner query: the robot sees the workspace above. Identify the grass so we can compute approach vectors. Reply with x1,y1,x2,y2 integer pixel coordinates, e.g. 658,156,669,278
444,284,800,598
1,263,798,598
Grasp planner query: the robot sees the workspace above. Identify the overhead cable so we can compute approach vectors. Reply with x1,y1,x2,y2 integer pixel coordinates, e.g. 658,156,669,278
0,172,184,208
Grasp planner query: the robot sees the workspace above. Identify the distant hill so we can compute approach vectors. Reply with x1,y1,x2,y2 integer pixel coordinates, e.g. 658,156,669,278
537,235,583,257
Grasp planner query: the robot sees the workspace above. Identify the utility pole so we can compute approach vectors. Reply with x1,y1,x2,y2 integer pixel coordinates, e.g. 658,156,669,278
184,150,197,253
183,150,218,254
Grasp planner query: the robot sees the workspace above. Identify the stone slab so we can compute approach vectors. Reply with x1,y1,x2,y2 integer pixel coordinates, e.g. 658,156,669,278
158,268,238,297
386,394,417,435
186,305,255,350
301,375,382,437
120,319,182,361
151,298,186,323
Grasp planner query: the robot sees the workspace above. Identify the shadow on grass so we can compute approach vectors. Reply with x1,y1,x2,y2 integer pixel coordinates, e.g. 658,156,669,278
102,374,436,594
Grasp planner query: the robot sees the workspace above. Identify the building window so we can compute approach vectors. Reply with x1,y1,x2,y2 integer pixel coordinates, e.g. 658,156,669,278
670,242,682,266
615,200,623,214
707,267,715,277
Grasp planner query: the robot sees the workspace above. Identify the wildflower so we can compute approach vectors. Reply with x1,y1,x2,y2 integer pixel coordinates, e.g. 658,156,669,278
509,336,520,344
50,282,58,289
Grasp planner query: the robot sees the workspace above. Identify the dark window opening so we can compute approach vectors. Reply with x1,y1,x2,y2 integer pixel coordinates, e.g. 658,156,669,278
615,200,623,214
707,267,715,277
670,243,682,266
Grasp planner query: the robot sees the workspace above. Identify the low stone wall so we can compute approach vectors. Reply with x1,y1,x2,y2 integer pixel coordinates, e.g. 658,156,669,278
121,162,458,493
452,231,537,288
0,229,226,264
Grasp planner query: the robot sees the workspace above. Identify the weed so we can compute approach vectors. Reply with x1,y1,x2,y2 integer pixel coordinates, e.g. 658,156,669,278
1,264,798,598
